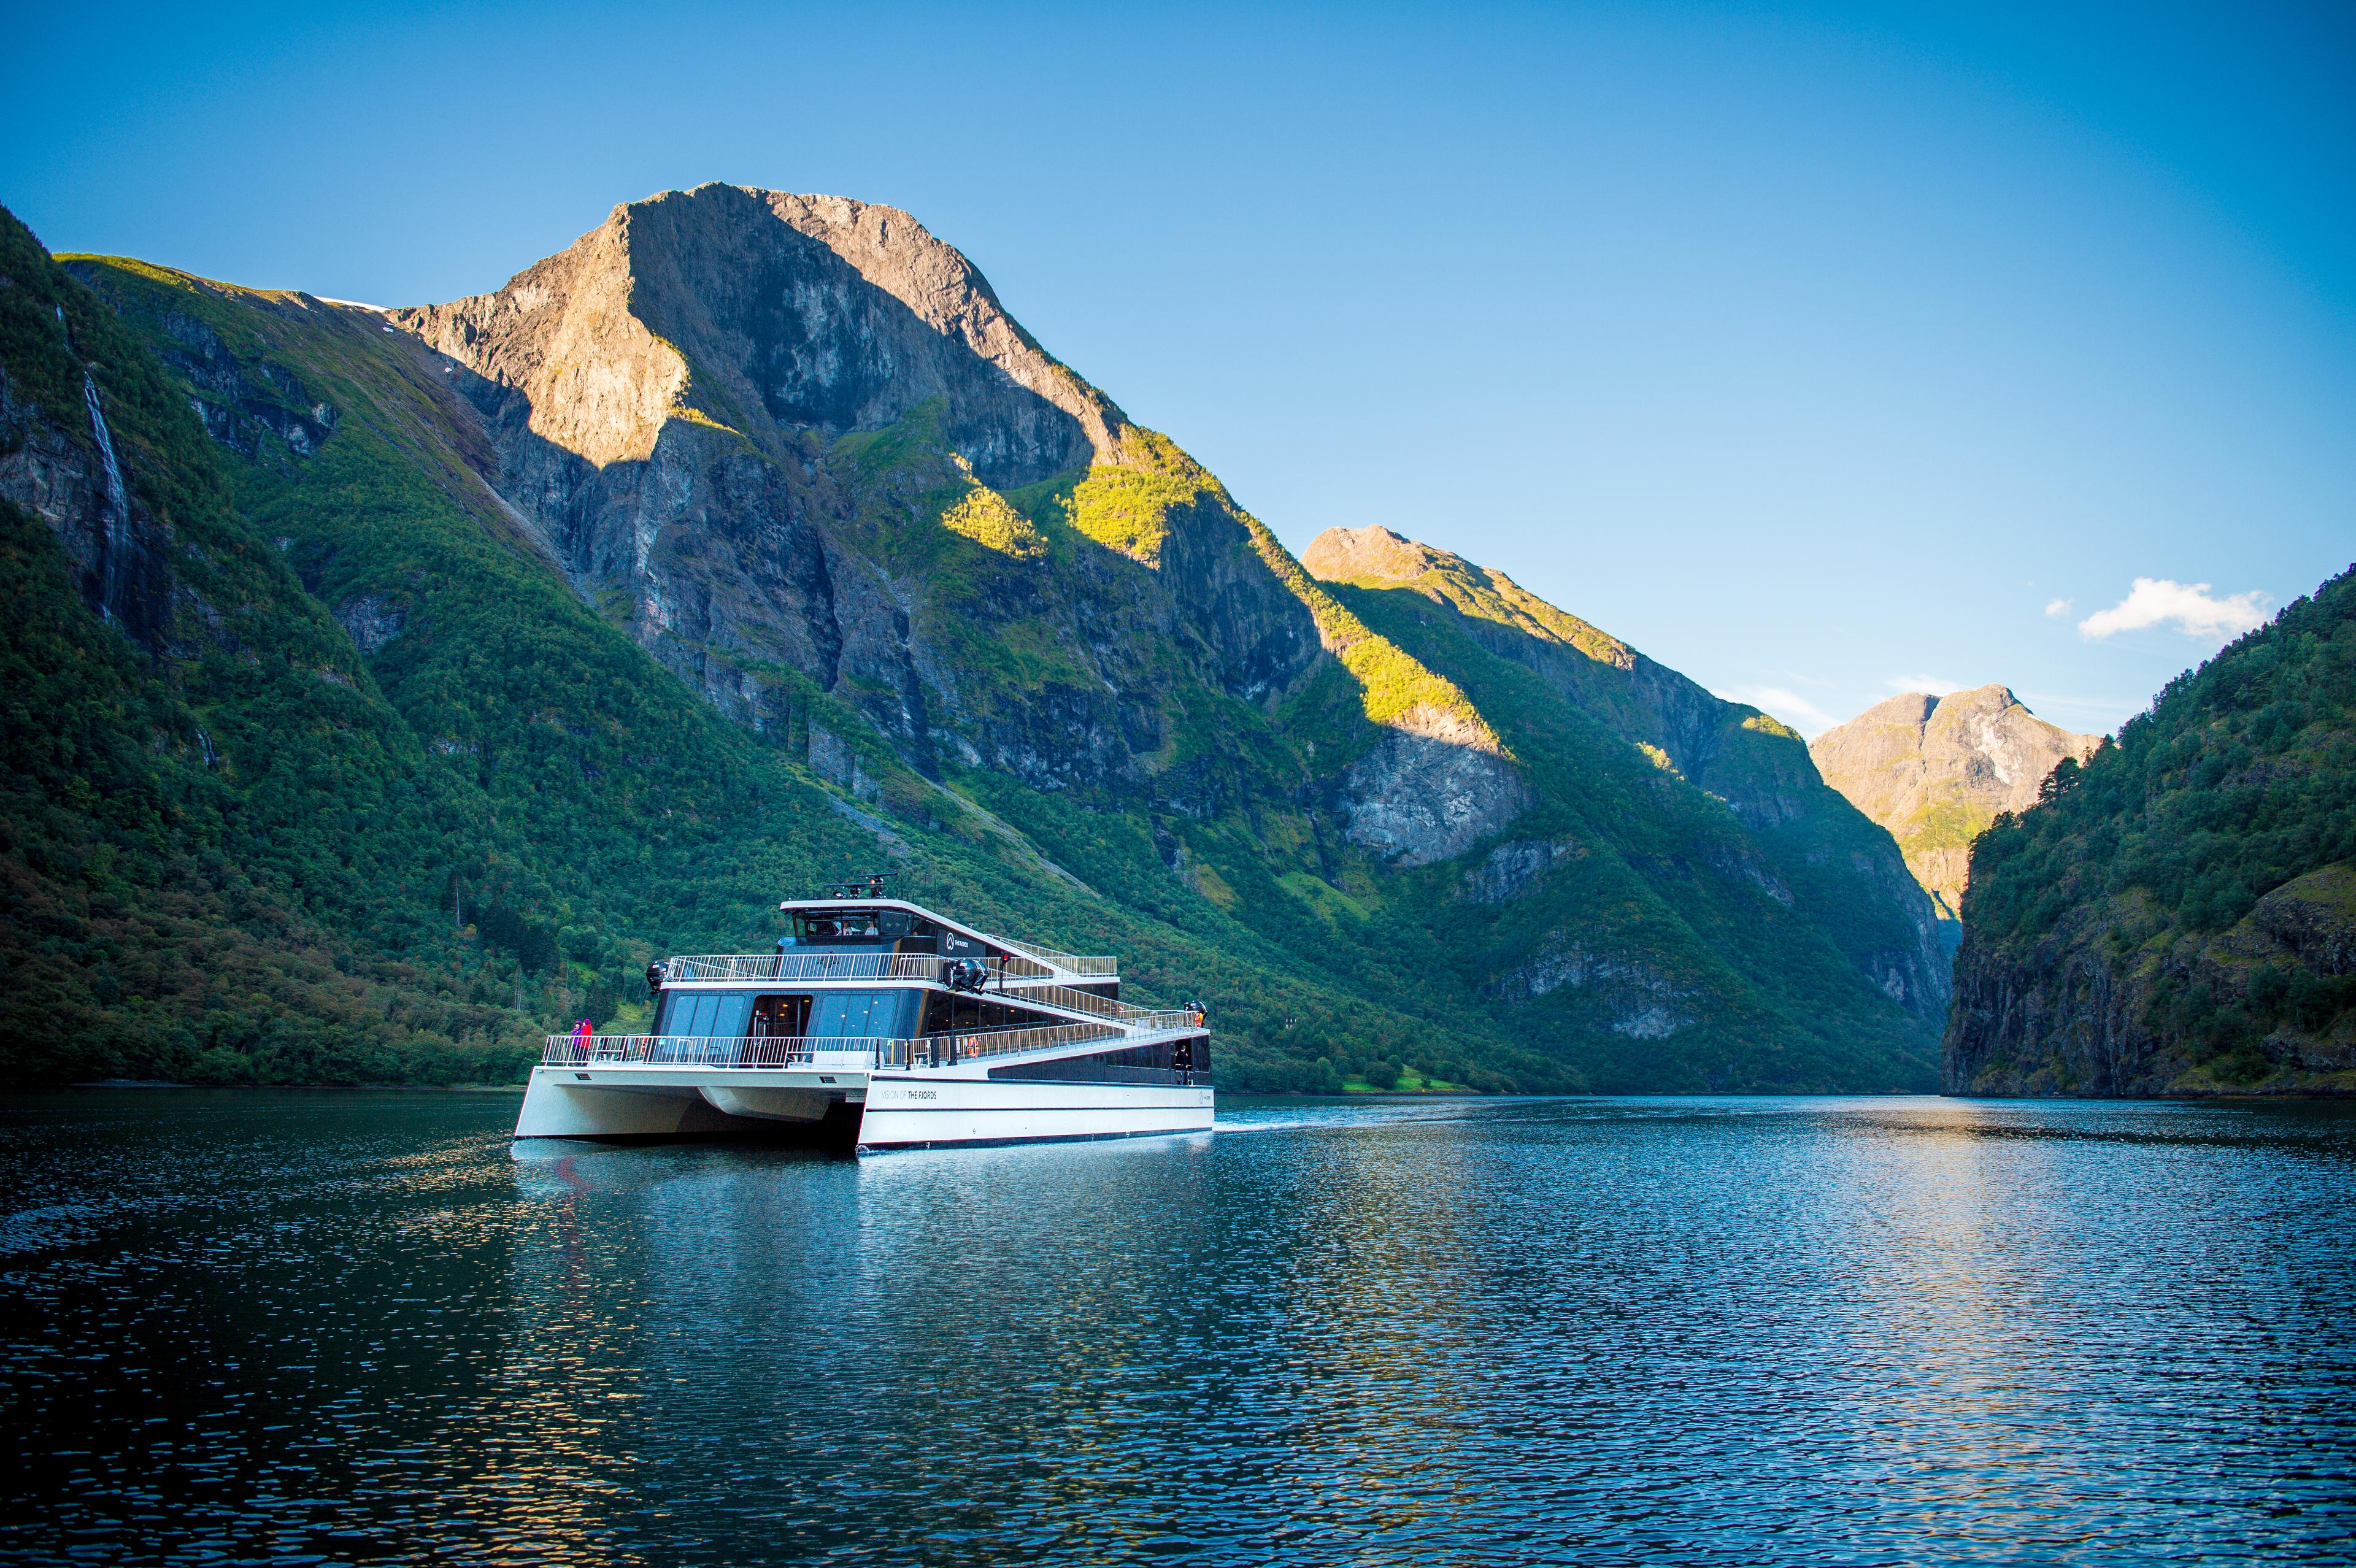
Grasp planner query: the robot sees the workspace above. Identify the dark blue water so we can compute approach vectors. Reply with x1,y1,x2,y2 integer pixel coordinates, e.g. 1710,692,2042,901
4,1091,2353,1564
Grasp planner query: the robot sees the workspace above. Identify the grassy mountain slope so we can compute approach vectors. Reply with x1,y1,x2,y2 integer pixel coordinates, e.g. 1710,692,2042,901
0,215,529,1082
837,416,1942,1091
810,401,1556,1086
1946,564,2356,1094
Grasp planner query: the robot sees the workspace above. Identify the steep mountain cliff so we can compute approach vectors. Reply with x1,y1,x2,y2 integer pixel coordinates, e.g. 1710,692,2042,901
1811,686,2100,928
6,185,1952,1091
382,186,1323,776
1302,527,1950,1090
1945,566,2356,1095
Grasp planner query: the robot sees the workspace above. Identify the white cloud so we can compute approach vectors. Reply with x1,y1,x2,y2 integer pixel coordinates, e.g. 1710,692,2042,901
2044,598,2072,618
1717,685,1839,737
1885,674,1960,695
2079,578,2270,642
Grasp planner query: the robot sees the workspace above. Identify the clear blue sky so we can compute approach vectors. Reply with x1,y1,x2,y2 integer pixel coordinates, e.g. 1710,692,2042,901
8,1,2350,736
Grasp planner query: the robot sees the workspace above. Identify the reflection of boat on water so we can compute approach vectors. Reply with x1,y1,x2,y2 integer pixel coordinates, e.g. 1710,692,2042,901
515,878,1213,1152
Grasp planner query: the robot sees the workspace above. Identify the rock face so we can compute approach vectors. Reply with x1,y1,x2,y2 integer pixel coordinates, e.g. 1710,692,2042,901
2253,864,2356,977
0,319,173,648
393,186,1122,481
3,258,362,666
1943,567,2356,1096
1811,686,2100,925
387,183,1322,784
1337,712,1529,867
1942,859,2356,1096
1462,837,1579,904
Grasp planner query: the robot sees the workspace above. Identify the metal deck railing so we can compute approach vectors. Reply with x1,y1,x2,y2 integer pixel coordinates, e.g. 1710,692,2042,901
663,952,1057,985
871,1020,1124,1067
545,1034,845,1068
996,936,1120,977
664,945,1118,985
541,1018,1176,1070
999,980,1188,1026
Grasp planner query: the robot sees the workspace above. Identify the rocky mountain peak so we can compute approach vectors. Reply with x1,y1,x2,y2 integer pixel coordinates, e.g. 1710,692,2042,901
1811,684,2101,924
1303,525,1456,586
745,190,1125,445
389,207,676,468
393,183,1130,487
371,184,1328,788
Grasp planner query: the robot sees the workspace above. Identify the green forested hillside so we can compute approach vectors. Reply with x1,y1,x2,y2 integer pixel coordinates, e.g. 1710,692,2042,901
3,191,1949,1093
0,210,1524,1089
1947,564,2356,1094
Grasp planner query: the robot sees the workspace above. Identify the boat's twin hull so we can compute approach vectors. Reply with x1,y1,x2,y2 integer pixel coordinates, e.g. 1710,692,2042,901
514,1066,1212,1152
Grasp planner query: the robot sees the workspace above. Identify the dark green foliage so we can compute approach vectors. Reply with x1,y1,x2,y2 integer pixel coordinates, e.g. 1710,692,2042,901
1955,562,2356,1088
0,213,531,1083
0,498,507,1082
1967,570,2356,944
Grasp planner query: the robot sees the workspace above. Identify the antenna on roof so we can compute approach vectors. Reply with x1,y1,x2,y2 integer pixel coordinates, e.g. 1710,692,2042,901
812,870,895,900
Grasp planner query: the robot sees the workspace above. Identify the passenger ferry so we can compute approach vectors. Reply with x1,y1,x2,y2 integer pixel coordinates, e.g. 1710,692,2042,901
514,877,1213,1151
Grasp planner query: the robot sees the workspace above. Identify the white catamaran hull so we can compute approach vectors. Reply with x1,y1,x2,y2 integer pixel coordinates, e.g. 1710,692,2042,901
514,1064,1212,1150
857,1076,1213,1147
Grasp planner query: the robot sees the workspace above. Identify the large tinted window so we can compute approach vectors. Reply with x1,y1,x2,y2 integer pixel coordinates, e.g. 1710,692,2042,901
809,990,912,1039
988,1035,1214,1085
660,991,755,1037
923,995,1062,1034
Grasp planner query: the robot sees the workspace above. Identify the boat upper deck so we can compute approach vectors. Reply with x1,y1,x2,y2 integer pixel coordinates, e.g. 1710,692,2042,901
547,890,1206,1075
662,897,1118,986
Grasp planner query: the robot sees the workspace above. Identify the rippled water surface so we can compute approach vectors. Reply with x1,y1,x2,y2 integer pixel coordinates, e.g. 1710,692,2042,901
4,1092,2355,1564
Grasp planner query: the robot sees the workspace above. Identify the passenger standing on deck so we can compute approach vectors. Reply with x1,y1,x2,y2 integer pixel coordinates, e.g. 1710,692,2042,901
572,1017,591,1053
